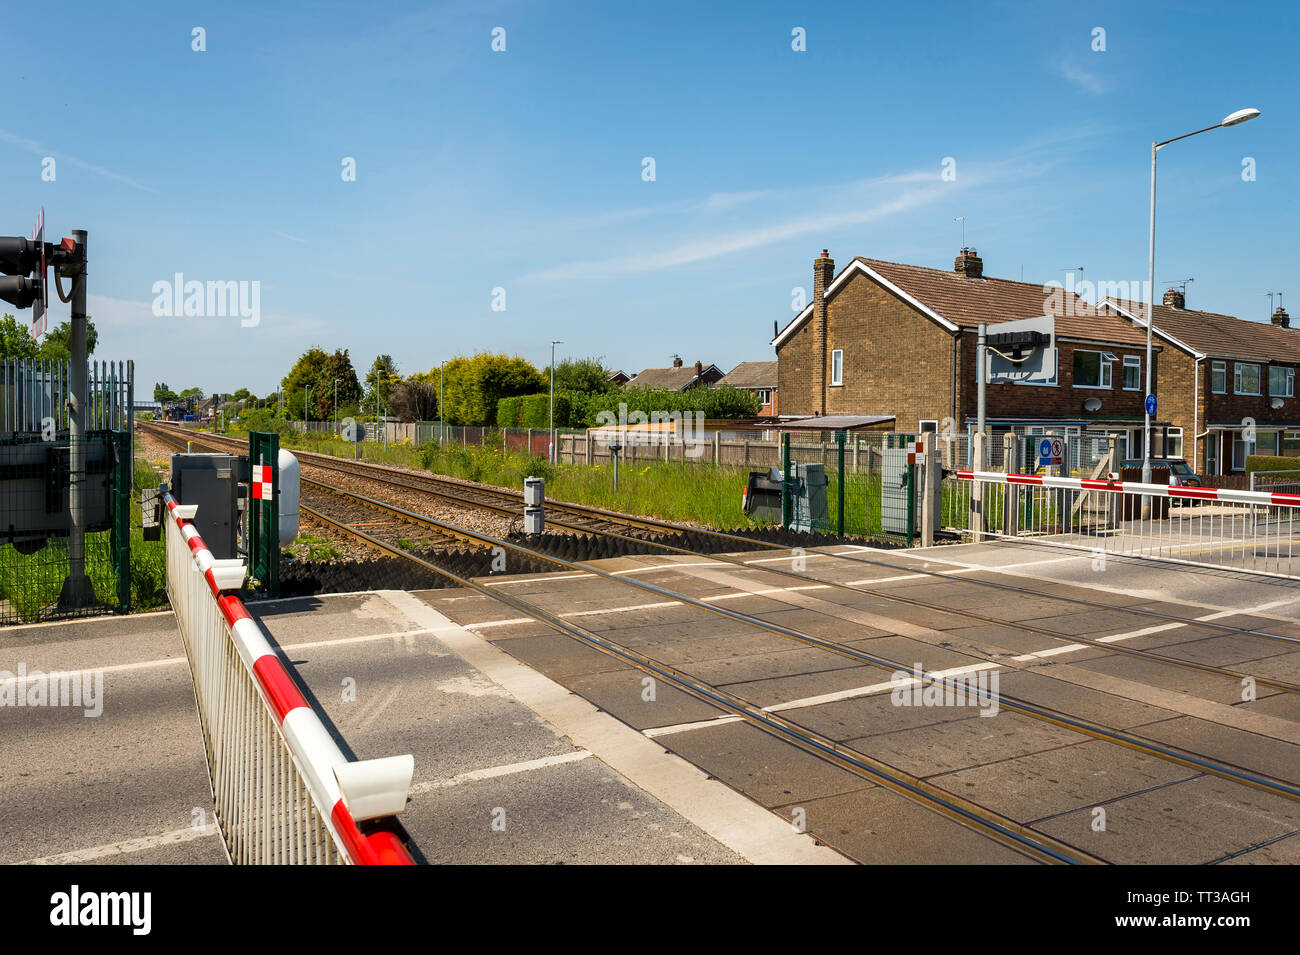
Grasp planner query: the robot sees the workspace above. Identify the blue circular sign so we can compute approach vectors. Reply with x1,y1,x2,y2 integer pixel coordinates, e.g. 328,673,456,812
1145,394,1157,416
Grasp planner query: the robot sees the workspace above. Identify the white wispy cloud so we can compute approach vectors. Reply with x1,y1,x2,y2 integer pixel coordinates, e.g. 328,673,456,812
1057,59,1109,95
0,129,158,194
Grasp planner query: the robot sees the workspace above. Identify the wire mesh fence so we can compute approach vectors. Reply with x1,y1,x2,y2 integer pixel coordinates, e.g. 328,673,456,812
0,431,131,624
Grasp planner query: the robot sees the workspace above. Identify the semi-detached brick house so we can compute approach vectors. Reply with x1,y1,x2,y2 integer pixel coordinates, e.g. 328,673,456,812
719,360,778,415
772,250,1163,458
1100,291,1300,475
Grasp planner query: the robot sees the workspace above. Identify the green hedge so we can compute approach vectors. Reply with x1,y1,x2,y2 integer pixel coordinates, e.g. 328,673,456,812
496,393,572,429
580,385,759,425
1245,454,1300,475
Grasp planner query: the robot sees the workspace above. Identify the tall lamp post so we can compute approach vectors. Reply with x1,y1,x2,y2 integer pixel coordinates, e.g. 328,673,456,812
549,340,563,464
1143,107,1260,493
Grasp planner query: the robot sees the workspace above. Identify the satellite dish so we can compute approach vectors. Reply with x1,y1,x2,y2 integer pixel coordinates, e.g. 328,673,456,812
1271,397,1285,410
1082,397,1102,412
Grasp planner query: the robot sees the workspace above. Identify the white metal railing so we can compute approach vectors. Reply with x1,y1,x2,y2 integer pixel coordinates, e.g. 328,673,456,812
949,469,1300,580
165,494,415,864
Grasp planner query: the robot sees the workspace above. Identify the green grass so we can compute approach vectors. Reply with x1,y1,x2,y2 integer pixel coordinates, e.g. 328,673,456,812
285,534,345,562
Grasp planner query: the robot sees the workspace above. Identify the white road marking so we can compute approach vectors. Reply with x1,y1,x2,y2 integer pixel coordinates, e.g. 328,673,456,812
12,825,221,865
379,590,848,865
408,750,594,795
646,663,1000,737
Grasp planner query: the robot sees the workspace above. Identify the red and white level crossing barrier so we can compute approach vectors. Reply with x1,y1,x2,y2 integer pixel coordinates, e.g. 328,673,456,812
955,469,1300,507
164,493,415,864
948,469,1300,580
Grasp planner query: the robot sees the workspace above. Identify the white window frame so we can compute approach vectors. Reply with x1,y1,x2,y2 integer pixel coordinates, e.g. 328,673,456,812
919,419,939,434
1122,355,1141,391
1072,349,1113,389
1269,366,1294,398
755,389,771,405
830,349,843,387
1211,360,1227,394
1165,427,1183,459
1234,362,1261,396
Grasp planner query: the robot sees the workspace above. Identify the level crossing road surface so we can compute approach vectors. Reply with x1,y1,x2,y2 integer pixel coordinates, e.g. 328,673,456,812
4,537,1300,864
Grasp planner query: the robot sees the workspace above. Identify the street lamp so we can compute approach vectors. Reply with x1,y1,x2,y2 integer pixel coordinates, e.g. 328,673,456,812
1143,107,1260,492
549,340,563,464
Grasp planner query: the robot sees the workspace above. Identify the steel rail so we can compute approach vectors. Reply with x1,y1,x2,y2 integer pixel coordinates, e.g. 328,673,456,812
295,478,1300,805
298,474,1300,696
141,423,1300,648
299,501,1103,866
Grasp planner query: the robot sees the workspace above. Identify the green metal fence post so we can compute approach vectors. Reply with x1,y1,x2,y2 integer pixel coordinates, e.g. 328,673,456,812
836,431,845,537
781,432,792,530
113,429,131,612
249,431,280,597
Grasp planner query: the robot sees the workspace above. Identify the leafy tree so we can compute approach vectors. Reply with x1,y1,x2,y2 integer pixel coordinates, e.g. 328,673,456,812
154,382,178,402
364,355,402,415
544,356,617,395
36,319,97,360
388,379,439,422
232,387,251,402
442,353,544,426
179,386,205,402
0,314,38,360
282,347,361,421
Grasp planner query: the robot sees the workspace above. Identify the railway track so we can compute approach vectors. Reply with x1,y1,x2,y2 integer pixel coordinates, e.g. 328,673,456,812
142,421,1300,663
142,421,1300,862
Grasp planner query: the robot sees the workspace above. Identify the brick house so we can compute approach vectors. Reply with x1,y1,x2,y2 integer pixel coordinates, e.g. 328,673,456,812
1100,291,1300,475
772,249,1161,457
719,360,778,415
625,358,725,390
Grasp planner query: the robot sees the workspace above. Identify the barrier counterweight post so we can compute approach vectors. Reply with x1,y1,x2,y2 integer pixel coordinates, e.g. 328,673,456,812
836,431,846,538
781,432,792,530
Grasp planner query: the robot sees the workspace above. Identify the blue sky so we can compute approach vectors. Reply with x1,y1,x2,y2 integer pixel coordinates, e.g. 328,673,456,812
2,0,1294,398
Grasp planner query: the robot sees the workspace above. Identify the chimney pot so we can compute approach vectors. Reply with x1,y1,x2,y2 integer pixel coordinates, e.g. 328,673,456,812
954,248,983,278
672,356,683,368
1272,307,1291,329
694,360,703,379
1163,287,1186,310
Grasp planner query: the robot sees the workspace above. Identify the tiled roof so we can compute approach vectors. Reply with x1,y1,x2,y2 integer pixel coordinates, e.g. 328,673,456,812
625,363,722,390
1101,299,1300,363
720,360,778,389
854,257,1151,346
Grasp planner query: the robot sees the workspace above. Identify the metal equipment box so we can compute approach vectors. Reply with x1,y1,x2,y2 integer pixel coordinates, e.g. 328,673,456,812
170,453,241,559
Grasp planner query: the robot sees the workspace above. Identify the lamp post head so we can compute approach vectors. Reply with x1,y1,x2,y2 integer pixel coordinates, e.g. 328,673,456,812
1221,107,1261,127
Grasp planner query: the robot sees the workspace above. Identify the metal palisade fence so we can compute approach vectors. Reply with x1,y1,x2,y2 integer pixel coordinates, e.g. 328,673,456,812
0,359,134,624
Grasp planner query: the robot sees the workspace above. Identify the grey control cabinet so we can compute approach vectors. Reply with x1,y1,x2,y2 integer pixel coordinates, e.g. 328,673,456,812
170,453,241,559
789,462,829,532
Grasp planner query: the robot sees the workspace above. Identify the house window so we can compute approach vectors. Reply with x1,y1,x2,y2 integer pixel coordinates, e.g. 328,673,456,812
755,389,771,405
1122,355,1141,390
1234,362,1261,395
1166,427,1183,459
1211,360,1227,394
919,420,938,434
830,349,843,386
1283,432,1300,457
1269,366,1294,398
1073,350,1112,388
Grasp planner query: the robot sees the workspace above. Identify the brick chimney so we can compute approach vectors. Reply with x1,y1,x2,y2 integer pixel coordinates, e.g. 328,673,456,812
1272,307,1291,329
954,247,983,279
1162,287,1185,309
694,359,703,380
812,250,833,414
672,355,683,368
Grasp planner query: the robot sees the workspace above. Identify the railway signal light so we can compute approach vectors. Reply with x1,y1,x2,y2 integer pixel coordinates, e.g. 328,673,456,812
0,236,45,311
